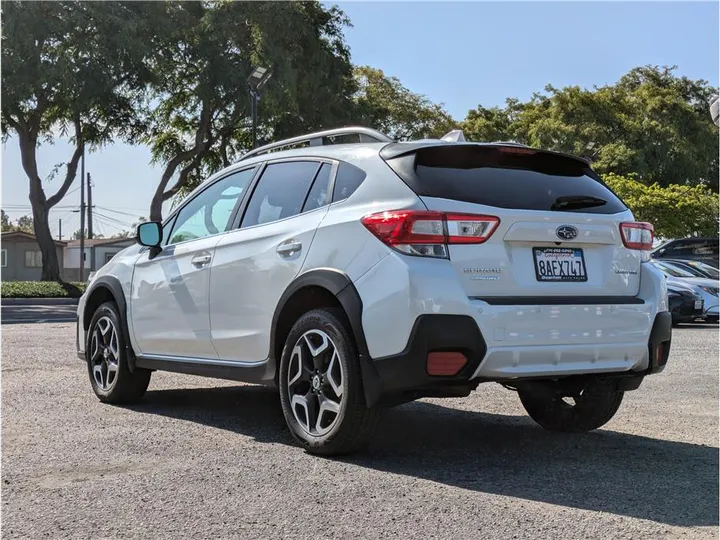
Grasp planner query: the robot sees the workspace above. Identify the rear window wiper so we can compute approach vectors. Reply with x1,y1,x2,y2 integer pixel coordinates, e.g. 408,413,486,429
551,195,607,211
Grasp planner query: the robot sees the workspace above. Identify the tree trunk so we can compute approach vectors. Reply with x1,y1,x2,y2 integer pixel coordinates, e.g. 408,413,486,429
149,187,164,223
31,203,61,281
16,119,83,282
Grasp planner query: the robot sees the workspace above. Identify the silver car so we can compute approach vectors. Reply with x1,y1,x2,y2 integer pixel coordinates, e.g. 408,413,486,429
652,260,719,322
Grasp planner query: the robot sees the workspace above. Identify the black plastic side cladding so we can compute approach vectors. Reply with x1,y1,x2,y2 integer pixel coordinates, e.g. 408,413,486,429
83,276,137,372
270,269,383,407
372,314,487,400
646,311,672,374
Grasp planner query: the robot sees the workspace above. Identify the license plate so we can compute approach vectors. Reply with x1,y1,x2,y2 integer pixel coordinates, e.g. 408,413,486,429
533,247,588,282
695,300,703,310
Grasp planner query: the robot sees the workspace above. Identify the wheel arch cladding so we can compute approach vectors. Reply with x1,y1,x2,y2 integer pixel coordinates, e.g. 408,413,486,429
270,269,383,407
83,276,137,371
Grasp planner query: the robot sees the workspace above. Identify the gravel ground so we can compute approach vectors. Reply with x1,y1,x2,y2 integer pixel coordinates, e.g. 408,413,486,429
2,322,718,539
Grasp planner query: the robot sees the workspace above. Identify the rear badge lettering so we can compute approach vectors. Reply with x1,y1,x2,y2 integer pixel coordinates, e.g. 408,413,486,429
463,267,503,274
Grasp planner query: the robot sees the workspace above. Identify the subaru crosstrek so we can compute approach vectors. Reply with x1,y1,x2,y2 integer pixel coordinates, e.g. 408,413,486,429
77,127,672,455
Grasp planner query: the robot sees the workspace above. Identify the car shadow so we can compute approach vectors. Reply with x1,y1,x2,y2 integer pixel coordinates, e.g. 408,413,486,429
127,385,718,527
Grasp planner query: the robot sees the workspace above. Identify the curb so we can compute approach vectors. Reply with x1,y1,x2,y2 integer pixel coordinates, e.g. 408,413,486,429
1,318,76,325
2,298,79,306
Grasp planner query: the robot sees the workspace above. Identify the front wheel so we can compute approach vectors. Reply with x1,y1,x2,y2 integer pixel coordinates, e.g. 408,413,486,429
278,308,381,455
86,301,151,404
518,380,624,433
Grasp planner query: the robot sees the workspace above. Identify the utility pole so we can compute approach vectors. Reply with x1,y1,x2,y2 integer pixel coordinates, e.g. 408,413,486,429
79,141,85,283
58,219,62,241
87,172,95,272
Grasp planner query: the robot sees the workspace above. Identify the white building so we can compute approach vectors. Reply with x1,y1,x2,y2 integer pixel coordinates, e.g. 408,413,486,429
63,237,135,281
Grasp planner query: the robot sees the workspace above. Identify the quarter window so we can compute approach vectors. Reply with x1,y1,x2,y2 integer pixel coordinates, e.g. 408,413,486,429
167,168,254,245
332,162,366,203
241,161,321,228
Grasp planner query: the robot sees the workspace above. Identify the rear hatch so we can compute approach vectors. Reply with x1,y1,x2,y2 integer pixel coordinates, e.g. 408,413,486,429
381,143,644,299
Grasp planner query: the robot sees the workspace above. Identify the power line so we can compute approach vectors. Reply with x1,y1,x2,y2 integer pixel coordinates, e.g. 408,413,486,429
93,211,134,228
94,215,128,233
95,206,145,219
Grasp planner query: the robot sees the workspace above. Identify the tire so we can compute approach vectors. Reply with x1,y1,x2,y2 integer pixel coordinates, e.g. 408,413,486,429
278,308,381,456
518,381,624,433
86,301,151,404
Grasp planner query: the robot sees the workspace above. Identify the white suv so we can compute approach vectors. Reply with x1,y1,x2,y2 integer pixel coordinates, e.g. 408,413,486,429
77,127,672,455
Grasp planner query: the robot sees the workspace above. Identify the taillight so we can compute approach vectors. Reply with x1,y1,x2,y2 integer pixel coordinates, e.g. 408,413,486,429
361,210,500,258
620,222,654,251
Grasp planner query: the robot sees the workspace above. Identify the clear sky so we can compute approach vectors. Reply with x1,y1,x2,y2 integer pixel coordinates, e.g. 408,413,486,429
2,0,718,238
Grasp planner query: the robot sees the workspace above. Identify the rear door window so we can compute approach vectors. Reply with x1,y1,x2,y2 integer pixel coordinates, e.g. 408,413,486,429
241,161,321,228
383,145,628,214
302,163,333,212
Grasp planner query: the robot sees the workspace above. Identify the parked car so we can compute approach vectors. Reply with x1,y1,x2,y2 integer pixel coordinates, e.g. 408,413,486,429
76,126,672,455
651,260,719,323
661,259,719,280
666,282,705,325
651,238,719,268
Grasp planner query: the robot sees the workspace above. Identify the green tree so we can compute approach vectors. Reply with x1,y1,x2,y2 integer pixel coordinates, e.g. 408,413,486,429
1,210,11,232
604,173,719,238
354,66,456,141
14,215,34,234
141,1,358,220
1,1,160,280
72,229,104,240
462,66,718,190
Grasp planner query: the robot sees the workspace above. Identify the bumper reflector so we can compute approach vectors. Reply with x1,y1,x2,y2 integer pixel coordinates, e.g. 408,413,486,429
427,352,467,376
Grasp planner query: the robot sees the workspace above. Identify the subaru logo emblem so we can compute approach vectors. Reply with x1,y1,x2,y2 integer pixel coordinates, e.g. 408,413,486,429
556,225,578,240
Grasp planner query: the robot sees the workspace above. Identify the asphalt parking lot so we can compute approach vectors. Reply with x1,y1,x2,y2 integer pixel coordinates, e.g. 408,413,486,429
2,322,718,539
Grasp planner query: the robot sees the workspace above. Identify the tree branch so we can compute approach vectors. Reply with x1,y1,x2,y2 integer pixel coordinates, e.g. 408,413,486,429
47,118,84,208
162,152,205,201
154,103,213,199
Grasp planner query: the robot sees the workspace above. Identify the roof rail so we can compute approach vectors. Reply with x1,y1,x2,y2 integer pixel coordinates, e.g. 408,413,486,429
238,126,393,161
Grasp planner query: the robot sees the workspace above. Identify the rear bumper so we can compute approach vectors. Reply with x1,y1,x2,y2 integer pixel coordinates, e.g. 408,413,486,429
364,311,671,404
354,255,670,404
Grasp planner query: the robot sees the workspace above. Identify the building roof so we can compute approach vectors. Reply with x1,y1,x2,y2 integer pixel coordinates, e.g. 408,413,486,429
1,231,67,246
65,237,135,248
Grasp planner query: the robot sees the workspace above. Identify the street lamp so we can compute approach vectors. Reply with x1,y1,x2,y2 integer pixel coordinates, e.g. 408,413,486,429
247,66,272,149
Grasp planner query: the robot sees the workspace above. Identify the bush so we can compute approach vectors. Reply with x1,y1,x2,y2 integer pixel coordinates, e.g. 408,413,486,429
604,173,719,238
1,281,86,298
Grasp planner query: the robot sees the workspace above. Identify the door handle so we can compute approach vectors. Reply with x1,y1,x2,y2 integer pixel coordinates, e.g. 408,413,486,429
277,241,302,256
191,253,212,267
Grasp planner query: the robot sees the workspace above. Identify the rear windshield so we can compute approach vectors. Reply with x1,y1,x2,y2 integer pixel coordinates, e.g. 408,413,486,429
382,145,628,214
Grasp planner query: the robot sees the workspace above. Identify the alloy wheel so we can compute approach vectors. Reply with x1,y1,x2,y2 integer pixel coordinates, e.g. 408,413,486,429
287,329,344,436
90,316,120,392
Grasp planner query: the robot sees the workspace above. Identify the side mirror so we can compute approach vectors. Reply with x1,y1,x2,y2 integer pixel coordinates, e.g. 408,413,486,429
136,222,162,248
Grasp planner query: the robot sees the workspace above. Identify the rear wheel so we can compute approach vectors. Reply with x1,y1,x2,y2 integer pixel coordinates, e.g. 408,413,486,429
518,380,624,433
279,308,380,455
86,301,151,404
